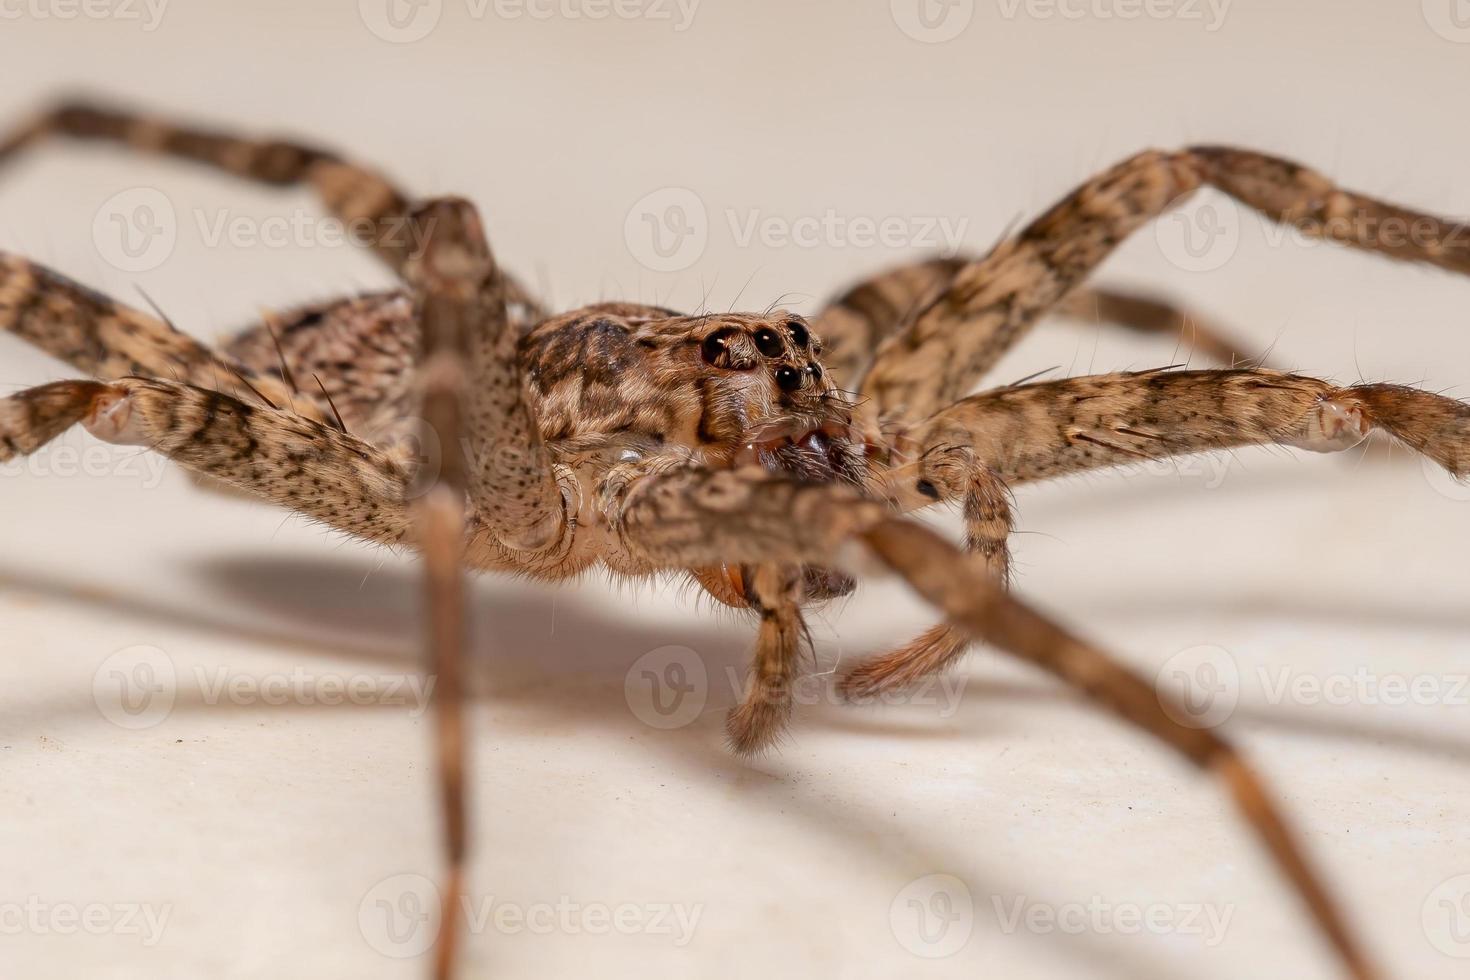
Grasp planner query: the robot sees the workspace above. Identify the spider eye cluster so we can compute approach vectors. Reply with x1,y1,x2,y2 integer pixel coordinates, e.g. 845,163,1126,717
699,317,822,395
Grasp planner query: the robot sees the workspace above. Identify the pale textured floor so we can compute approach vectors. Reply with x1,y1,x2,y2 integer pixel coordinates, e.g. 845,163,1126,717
2,3,1470,979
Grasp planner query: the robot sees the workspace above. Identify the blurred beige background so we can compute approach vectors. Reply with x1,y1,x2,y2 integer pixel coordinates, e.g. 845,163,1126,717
3,2,1470,978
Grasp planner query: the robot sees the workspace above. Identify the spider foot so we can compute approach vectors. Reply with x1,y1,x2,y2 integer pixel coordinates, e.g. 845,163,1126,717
838,623,967,702
724,686,793,757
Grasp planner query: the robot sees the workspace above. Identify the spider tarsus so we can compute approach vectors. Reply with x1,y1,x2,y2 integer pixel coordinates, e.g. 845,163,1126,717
724,698,792,757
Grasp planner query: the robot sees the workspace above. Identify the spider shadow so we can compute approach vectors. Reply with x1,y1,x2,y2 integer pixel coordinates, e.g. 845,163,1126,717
0,551,1202,980
8,550,1460,977
190,553,1227,979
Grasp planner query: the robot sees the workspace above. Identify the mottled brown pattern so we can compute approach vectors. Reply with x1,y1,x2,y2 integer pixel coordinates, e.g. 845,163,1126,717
914,368,1470,487
9,99,1470,980
814,253,1257,392
0,253,328,424
860,150,1203,426
857,145,1470,430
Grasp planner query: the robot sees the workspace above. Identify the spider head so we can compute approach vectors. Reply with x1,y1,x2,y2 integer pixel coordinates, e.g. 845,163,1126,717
690,310,869,488
522,303,866,480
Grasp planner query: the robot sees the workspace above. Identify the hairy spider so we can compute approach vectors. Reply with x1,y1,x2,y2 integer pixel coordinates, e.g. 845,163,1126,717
3,100,1467,980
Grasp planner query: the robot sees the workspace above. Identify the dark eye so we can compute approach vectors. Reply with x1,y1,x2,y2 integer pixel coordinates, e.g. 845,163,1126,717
775,365,803,392
701,328,737,365
753,328,783,357
808,363,822,381
787,320,809,348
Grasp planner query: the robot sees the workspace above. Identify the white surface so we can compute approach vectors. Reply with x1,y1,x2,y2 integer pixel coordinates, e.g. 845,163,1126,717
2,2,1470,978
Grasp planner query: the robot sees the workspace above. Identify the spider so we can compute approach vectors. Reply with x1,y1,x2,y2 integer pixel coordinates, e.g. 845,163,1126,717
2,100,1466,980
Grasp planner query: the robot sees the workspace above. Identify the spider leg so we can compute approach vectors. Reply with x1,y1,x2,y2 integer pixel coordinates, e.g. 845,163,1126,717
810,256,965,389
0,375,414,545
844,450,1014,701
813,254,1253,389
401,198,567,553
843,367,1470,694
1052,285,1262,367
857,147,1470,428
924,367,1470,487
0,98,543,315
1,99,413,275
405,202,480,980
725,564,807,755
605,461,1378,980
0,252,331,422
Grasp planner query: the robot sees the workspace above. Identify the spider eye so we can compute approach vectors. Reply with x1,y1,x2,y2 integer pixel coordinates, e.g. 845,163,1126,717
753,327,783,357
808,363,822,381
775,365,803,392
787,320,809,348
701,328,737,366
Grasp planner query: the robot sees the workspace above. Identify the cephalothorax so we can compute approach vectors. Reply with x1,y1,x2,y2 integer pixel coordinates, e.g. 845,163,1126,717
6,100,1469,980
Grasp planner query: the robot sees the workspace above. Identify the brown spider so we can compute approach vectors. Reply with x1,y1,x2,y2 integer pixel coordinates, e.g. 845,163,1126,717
3,100,1468,980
